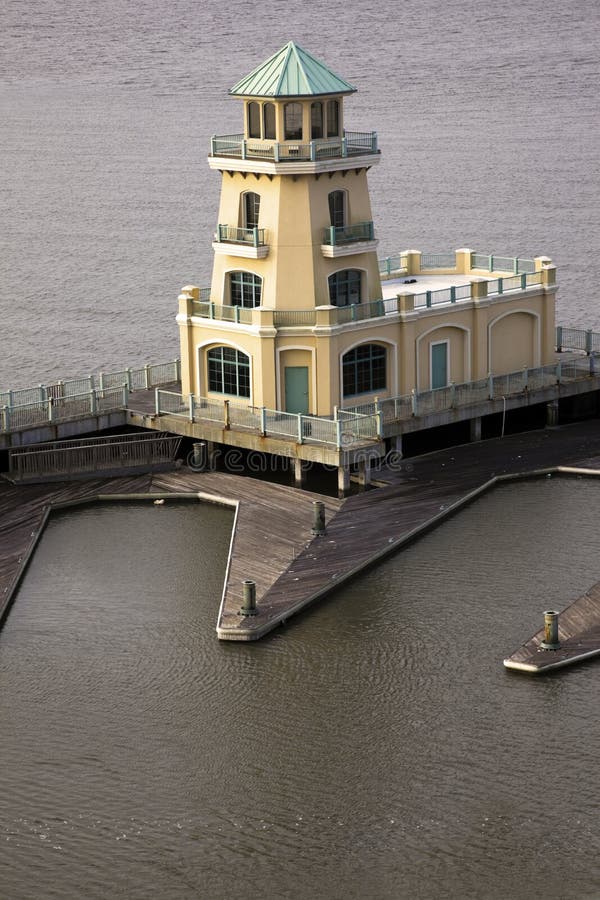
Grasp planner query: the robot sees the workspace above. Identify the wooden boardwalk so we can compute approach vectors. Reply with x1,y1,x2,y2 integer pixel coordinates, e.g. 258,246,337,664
1,420,600,647
504,582,600,673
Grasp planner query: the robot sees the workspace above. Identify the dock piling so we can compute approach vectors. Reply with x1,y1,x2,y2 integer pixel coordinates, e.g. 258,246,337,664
312,500,326,535
240,579,258,616
540,610,561,650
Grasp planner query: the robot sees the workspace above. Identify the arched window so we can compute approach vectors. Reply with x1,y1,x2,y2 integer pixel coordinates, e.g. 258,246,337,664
328,269,361,307
327,100,339,137
342,344,386,397
230,271,262,308
311,102,323,139
284,102,303,140
328,190,346,228
243,192,260,229
207,347,250,398
248,102,261,138
263,103,276,140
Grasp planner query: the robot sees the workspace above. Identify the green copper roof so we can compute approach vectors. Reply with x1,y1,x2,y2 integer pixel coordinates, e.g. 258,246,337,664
230,42,356,98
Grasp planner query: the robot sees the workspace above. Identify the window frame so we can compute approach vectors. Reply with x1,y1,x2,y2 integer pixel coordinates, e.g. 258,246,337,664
327,99,339,137
248,102,261,139
207,346,251,399
284,102,303,141
342,343,387,398
328,269,362,307
229,271,263,308
328,190,346,229
242,192,260,229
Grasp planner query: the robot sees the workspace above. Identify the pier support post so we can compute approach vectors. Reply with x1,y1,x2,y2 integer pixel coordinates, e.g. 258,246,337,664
470,416,482,442
191,441,207,471
293,457,306,488
312,501,326,536
389,434,403,456
540,610,561,650
546,400,559,427
337,465,350,497
357,459,371,488
204,440,219,471
239,580,258,617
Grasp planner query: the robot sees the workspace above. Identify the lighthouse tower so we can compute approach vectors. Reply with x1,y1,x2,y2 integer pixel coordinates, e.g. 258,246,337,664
178,42,383,415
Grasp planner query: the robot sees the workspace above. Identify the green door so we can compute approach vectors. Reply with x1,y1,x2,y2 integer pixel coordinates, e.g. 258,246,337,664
431,342,448,389
284,366,309,414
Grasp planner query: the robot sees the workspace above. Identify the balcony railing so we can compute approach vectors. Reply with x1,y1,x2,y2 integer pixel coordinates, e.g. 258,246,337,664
322,222,375,246
210,130,378,163
217,225,266,247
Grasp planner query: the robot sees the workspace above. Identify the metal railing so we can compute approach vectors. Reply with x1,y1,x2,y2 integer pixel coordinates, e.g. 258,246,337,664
322,221,375,245
210,130,378,162
378,254,408,276
217,225,267,247
190,301,254,324
557,326,600,354
471,253,536,274
420,252,456,269
8,432,181,481
1,385,130,433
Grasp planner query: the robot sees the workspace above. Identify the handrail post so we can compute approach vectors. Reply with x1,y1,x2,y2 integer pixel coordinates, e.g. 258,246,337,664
520,272,527,290
336,418,343,449
556,325,563,352
122,384,129,407
449,382,456,407
585,329,593,355
144,364,150,389
39,385,45,402
2,405,8,431
48,397,54,423
497,277,503,295
155,388,160,415
514,257,519,275
489,254,494,271
488,373,494,399
376,410,383,438
126,367,132,391
297,414,303,444
309,141,316,162
341,137,347,157
89,388,97,415
426,290,432,308
210,135,217,155
241,140,247,160
175,358,181,382
411,389,418,417
450,286,456,303
99,372,105,391
260,406,267,435
189,393,195,423
252,226,259,247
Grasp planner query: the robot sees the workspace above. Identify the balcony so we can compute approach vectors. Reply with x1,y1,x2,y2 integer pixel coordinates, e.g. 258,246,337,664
212,224,269,259
208,130,380,175
320,221,377,258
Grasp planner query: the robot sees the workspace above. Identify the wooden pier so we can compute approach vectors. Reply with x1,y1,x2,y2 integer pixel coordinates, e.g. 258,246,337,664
1,420,600,644
504,582,600,673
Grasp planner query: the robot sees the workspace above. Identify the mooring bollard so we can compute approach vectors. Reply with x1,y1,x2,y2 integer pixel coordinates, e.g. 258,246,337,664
240,579,257,617
312,500,326,536
540,610,561,650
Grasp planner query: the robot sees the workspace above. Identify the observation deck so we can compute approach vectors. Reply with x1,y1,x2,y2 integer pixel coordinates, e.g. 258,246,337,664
208,130,380,175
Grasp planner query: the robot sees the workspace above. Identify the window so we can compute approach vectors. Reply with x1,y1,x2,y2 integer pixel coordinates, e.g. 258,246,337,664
243,192,260,229
342,344,386,397
248,102,261,139
328,269,361,306
207,347,250,398
284,102,303,140
328,190,346,228
263,103,276,139
311,102,323,139
230,271,262,308
327,100,339,137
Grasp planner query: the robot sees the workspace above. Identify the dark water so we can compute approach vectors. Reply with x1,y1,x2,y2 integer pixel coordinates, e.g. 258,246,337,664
1,0,600,388
1,481,600,899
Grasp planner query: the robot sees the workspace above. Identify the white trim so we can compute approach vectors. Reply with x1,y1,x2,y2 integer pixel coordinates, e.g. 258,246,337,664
212,241,269,259
320,239,379,258
195,338,254,405
487,308,541,371
415,323,471,392
276,345,317,413
429,340,449,390
339,337,398,405
207,154,381,177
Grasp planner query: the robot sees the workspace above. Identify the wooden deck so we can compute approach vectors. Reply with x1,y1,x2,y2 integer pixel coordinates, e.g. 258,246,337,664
504,582,600,673
1,420,600,647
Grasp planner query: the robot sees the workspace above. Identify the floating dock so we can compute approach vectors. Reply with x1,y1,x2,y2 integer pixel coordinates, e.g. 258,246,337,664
504,583,600,674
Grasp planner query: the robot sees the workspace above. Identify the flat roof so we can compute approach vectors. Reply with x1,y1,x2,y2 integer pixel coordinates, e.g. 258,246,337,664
381,274,487,298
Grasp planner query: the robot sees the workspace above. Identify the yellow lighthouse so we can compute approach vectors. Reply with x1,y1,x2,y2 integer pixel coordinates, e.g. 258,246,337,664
178,41,384,415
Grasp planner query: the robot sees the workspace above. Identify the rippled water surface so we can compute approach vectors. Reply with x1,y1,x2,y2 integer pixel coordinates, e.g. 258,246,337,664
1,0,600,387
1,481,600,898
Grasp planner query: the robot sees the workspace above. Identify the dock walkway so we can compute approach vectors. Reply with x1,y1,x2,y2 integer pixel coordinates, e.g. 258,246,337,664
1,421,600,643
